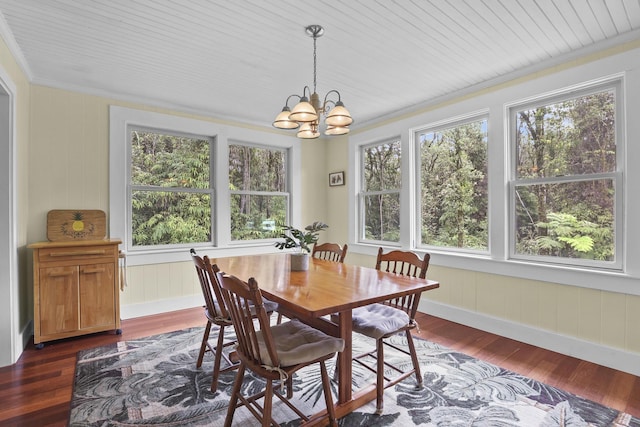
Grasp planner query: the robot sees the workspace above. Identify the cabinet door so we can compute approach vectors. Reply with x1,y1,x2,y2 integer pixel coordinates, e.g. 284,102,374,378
79,262,115,329
39,266,79,336
80,263,116,329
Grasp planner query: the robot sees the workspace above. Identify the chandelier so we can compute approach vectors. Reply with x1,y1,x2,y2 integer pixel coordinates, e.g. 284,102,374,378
272,25,353,139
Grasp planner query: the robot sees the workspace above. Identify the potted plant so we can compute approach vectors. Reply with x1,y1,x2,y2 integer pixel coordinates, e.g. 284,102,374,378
275,221,328,271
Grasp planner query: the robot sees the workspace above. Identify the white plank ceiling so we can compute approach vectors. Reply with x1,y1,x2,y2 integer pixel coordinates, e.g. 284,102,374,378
0,0,639,130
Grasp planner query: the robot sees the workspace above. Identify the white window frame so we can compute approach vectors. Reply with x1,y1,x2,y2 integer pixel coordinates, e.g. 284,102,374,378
109,106,301,265
413,111,490,255
507,78,623,270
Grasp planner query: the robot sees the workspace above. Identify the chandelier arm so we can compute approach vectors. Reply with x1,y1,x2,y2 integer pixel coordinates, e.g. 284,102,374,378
302,86,311,100
321,89,342,113
283,94,302,107
324,89,342,101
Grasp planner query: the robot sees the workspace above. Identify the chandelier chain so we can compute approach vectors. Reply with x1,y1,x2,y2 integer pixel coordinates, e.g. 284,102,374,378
313,33,317,94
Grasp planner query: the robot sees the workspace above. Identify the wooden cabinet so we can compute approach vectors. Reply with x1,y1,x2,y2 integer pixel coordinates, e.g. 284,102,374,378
29,239,122,346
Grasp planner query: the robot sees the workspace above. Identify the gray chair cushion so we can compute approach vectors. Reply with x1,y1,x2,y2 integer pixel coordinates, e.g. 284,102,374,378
213,298,278,319
350,303,410,340
257,319,344,367
262,298,279,314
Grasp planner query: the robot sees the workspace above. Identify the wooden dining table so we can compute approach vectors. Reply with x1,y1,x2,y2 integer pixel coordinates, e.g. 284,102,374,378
210,252,440,423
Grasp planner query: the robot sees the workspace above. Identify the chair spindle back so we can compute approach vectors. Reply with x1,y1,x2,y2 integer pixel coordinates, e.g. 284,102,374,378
217,273,280,368
312,242,348,263
375,247,430,317
190,249,228,321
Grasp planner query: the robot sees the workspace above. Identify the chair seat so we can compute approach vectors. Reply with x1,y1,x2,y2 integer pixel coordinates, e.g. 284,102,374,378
350,303,410,339
205,307,233,325
257,319,344,367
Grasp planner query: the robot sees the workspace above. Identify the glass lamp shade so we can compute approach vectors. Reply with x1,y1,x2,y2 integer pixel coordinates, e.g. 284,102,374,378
289,100,319,122
325,125,350,135
297,122,320,139
272,107,300,129
325,103,353,127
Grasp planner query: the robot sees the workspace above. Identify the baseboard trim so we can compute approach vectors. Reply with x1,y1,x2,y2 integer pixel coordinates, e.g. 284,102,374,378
19,319,32,355
419,299,640,377
120,295,203,320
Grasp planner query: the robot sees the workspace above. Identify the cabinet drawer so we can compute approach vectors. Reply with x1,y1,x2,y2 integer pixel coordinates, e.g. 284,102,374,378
38,245,117,263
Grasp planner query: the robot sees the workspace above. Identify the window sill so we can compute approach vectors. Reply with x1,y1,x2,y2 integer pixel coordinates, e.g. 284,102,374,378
349,243,640,297
122,243,281,266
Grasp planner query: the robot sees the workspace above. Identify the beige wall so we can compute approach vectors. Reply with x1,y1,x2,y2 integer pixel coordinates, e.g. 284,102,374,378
28,87,110,241
25,86,335,314
300,137,329,225
10,39,640,374
323,135,350,244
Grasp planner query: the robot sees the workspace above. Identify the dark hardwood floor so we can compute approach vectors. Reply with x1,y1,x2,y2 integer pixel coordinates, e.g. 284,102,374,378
1,308,638,426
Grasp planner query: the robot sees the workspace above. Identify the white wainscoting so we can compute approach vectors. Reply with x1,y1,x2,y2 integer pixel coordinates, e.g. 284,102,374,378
419,299,640,378
120,295,203,320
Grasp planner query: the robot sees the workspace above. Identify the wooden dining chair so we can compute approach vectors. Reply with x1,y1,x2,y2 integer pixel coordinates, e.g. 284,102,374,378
190,249,277,392
217,272,344,427
190,249,238,392
351,247,430,414
312,242,348,263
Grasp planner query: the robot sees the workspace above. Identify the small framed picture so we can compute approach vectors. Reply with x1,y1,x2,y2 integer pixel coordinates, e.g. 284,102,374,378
329,171,345,187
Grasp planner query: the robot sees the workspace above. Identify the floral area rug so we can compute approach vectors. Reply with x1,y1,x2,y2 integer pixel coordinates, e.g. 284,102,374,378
70,325,639,426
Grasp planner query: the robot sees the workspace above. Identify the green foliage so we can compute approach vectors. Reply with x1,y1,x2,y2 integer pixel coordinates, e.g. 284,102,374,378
514,90,616,261
131,191,211,246
130,134,290,246
363,141,401,242
532,212,606,258
130,132,211,246
559,235,594,253
229,144,288,241
419,119,488,250
274,222,329,253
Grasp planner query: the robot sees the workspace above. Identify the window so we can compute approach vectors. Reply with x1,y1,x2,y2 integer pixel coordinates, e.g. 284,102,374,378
129,129,213,248
510,82,621,268
229,144,289,240
416,116,488,251
350,53,634,292
110,106,301,263
360,139,401,243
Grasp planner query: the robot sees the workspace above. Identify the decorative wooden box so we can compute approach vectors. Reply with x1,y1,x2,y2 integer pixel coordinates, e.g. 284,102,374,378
46,209,107,241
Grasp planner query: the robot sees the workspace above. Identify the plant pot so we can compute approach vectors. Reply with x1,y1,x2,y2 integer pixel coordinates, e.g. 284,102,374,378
290,253,309,271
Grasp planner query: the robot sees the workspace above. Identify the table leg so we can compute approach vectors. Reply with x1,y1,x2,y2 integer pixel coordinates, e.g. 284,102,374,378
337,309,352,403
